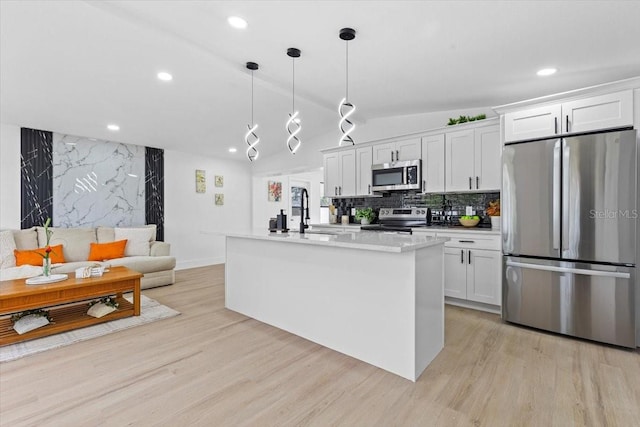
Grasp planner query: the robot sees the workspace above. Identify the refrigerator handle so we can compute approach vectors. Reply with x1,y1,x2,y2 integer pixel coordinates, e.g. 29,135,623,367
562,140,570,252
506,260,631,279
552,140,561,250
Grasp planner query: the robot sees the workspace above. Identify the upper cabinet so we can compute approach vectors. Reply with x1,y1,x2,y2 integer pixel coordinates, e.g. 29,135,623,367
372,137,421,164
446,124,500,192
355,146,373,196
421,134,445,193
504,90,633,142
324,149,356,197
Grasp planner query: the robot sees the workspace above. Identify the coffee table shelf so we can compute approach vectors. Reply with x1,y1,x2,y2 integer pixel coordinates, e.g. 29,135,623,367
0,266,142,346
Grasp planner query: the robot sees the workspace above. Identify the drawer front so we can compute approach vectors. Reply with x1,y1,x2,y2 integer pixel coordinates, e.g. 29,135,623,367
437,232,500,250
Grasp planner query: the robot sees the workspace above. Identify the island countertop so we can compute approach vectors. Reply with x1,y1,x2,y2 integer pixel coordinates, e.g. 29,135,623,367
227,230,447,253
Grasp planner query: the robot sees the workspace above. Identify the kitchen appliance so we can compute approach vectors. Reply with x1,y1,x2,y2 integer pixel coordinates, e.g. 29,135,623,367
502,129,638,347
361,208,430,233
371,159,421,192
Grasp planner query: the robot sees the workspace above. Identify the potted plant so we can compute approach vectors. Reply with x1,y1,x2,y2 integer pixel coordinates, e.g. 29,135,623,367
486,199,501,230
355,207,376,225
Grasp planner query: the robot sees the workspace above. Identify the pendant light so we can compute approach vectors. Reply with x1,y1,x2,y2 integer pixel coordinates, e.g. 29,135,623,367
245,62,260,161
286,47,302,154
338,27,356,146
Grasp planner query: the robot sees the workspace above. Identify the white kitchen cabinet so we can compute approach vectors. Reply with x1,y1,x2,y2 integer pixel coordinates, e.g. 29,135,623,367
561,90,633,134
421,134,445,193
445,129,475,191
504,90,633,142
355,146,373,195
445,124,500,192
323,149,356,197
372,137,421,164
440,232,501,307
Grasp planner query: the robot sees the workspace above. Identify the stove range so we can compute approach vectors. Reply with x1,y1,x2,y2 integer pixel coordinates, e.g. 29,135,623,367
360,208,430,234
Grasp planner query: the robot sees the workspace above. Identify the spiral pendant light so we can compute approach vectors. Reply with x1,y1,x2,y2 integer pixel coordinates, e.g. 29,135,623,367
338,27,356,146
286,47,302,154
245,62,260,161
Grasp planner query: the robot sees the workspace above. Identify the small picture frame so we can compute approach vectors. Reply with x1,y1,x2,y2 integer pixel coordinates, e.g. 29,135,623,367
195,170,206,193
215,175,224,187
215,193,224,206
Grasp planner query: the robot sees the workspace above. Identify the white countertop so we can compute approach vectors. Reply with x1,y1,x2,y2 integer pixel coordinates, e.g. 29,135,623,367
310,223,501,235
227,230,447,253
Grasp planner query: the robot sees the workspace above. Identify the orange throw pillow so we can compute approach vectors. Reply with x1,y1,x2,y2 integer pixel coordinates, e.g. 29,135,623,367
87,239,127,261
14,244,66,266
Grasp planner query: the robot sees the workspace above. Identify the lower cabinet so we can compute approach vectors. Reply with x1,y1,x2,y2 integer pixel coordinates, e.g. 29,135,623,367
441,233,502,309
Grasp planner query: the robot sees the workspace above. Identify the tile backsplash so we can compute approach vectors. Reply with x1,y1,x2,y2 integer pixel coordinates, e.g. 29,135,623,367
331,192,500,225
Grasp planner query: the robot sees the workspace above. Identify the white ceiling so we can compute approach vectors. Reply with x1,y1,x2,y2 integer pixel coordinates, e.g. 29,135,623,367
2,1,640,162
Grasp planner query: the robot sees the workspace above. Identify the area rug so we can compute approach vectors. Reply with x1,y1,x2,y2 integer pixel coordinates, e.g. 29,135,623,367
0,295,180,363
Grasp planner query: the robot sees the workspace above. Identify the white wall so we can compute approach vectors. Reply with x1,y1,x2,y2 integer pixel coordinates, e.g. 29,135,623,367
251,169,323,231
164,150,252,269
251,107,496,175
0,123,21,229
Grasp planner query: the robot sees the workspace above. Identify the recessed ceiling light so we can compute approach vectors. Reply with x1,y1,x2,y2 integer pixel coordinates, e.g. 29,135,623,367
157,72,173,81
227,16,247,29
228,147,238,153
107,124,120,131
537,68,557,77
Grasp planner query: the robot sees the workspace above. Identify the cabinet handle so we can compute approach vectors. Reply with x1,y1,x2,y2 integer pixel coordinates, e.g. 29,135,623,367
391,151,394,162
339,186,342,195
423,180,426,192
476,176,479,189
566,115,569,132
468,250,472,264
460,249,464,264
335,186,338,196
554,117,558,134
368,184,371,194
469,177,472,190
459,240,475,243
396,150,399,160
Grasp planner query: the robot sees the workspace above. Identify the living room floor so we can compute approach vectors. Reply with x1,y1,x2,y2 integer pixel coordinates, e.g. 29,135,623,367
1,265,639,426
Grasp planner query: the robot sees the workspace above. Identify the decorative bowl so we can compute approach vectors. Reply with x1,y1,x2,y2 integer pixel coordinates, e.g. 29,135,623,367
459,218,480,227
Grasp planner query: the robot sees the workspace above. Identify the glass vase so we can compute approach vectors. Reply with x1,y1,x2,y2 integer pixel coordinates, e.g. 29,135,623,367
43,257,51,277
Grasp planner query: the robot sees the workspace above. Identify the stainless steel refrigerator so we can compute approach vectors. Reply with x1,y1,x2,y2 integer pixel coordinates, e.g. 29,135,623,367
502,129,638,348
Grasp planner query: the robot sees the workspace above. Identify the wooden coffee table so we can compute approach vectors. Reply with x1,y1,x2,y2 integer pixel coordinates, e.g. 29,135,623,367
0,266,142,346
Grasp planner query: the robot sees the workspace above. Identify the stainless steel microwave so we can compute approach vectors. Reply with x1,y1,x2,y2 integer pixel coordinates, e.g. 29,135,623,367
371,159,421,192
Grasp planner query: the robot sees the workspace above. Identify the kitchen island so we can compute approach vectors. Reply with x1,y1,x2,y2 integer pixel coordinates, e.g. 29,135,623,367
225,231,447,381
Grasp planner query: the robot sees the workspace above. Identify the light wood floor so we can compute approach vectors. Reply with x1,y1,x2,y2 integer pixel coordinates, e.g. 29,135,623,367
1,265,638,426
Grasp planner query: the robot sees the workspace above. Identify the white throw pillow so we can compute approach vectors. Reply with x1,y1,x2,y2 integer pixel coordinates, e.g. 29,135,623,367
0,230,17,269
114,227,154,256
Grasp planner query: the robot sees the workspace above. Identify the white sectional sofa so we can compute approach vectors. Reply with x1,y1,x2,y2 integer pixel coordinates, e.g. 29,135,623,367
0,225,175,289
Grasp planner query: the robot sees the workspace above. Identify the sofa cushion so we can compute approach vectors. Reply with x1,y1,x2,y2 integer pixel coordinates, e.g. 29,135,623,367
98,225,157,243
14,244,66,266
0,230,17,268
114,227,154,256
0,265,43,281
88,239,127,261
37,227,97,262
108,256,176,274
12,227,38,250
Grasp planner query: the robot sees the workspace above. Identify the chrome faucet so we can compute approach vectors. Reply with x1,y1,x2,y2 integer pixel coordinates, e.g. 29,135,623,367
299,188,310,234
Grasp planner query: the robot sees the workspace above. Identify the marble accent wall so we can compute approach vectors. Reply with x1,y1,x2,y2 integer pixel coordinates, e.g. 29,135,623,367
145,147,164,241
52,134,145,228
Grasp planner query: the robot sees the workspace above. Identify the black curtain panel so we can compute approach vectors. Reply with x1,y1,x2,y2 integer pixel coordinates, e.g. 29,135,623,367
145,147,165,241
20,127,53,229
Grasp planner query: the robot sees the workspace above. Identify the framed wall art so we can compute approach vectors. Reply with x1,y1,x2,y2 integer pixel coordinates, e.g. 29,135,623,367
215,193,224,206
268,181,282,202
195,170,206,193
215,175,224,187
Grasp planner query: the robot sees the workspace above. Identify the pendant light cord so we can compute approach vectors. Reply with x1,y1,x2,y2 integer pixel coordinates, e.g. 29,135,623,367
251,70,254,126
292,57,295,113
345,41,349,102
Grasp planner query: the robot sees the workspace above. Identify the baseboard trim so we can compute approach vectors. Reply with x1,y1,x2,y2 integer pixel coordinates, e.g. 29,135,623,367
176,257,225,271
445,297,501,315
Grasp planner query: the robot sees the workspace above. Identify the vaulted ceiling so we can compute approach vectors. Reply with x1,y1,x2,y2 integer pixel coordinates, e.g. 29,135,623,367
2,1,640,161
